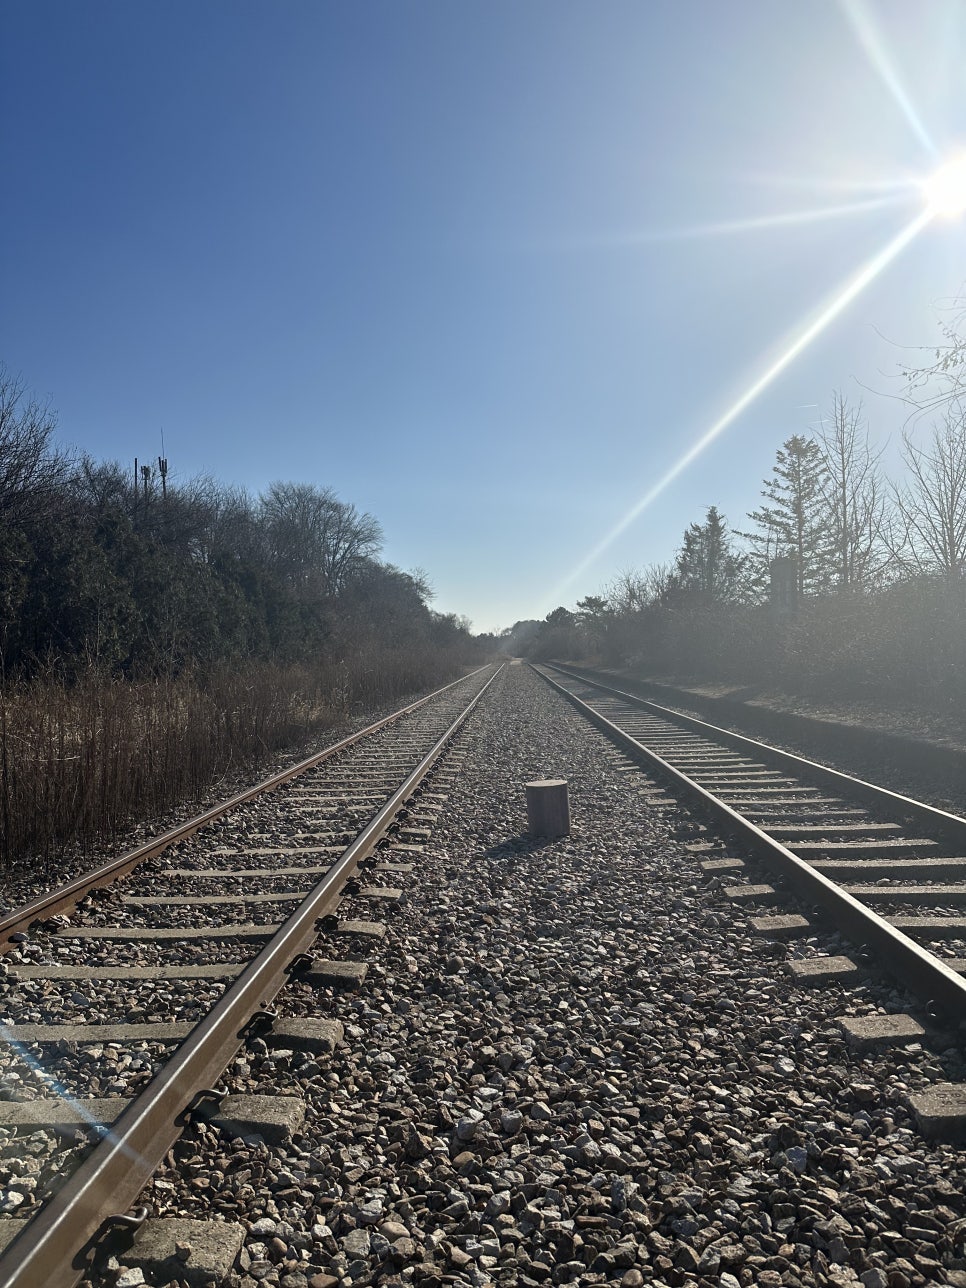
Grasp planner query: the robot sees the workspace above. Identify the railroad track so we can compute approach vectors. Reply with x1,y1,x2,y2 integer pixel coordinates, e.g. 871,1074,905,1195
537,663,966,1117
0,664,500,1288
5,658,966,1287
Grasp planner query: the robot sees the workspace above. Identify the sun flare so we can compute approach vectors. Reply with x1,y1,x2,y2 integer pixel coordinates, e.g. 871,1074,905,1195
544,207,931,609
922,155,966,218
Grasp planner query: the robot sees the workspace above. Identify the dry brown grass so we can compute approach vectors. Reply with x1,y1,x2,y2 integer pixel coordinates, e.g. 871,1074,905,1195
0,642,466,873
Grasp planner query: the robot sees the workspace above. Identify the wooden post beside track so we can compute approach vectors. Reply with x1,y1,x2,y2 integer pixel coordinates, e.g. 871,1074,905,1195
526,779,570,838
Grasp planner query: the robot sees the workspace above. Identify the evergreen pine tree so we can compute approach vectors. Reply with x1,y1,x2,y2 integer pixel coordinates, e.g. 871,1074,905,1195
741,436,832,597
674,506,747,604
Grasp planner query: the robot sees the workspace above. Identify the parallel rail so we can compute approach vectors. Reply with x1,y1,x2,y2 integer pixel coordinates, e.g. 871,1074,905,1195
537,662,966,1023
553,662,966,783
0,664,500,1288
0,666,491,949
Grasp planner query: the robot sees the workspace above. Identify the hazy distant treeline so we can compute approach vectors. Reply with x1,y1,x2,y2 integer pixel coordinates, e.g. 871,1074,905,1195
508,378,966,712
0,366,491,868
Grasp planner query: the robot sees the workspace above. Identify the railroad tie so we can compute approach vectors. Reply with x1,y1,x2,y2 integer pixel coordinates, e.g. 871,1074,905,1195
889,916,966,940
206,1094,305,1144
285,791,386,802
906,1083,966,1141
299,959,367,990
788,838,939,859
208,844,343,857
813,856,966,881
723,883,777,902
837,1014,927,1052
764,822,903,839
54,924,280,941
785,956,863,984
1,1021,193,1044
0,1098,125,1131
699,857,745,872
121,892,308,907
162,864,331,879
742,806,866,817
116,1220,245,1288
9,963,240,982
333,919,386,939
269,1018,344,1054
846,883,966,906
750,914,811,938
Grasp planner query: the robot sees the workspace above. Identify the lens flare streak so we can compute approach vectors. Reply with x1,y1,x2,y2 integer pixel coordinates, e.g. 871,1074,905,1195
612,194,907,245
838,0,939,159
0,1026,109,1132
546,206,933,608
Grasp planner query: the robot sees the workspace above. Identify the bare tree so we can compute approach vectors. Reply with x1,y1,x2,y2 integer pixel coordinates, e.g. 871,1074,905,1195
260,482,383,596
887,407,966,578
894,294,966,422
605,565,674,615
72,456,134,513
815,393,886,591
0,366,70,525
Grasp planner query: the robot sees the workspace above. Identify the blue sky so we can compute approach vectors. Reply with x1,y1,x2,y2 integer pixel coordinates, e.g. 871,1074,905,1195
4,2,966,633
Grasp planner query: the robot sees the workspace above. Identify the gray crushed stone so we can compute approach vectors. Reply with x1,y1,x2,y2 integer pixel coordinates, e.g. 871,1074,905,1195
88,661,966,1288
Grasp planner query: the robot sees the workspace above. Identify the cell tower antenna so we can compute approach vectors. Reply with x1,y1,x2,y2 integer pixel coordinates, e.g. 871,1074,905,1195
158,428,168,499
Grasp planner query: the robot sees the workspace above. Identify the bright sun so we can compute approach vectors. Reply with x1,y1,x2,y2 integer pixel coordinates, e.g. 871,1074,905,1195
922,154,966,218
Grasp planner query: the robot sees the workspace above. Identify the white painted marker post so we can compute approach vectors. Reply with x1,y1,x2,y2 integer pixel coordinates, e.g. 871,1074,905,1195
525,779,570,839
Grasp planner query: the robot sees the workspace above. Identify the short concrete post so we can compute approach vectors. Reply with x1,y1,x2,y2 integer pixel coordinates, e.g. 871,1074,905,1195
526,779,570,838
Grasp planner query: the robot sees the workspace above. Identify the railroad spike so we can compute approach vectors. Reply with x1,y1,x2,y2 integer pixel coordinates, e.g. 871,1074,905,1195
103,1205,149,1231
240,1008,278,1038
181,1086,228,1124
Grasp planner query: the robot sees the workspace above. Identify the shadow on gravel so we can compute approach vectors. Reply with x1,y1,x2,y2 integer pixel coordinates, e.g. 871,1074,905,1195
482,834,555,859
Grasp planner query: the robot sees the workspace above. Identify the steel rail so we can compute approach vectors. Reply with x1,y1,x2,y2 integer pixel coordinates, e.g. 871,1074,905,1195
0,665,493,950
0,663,502,1288
535,664,966,1023
545,663,966,849
554,662,966,782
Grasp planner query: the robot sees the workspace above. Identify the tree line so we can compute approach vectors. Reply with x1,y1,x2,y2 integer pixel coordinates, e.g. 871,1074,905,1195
0,366,481,681
509,374,966,710
0,367,489,869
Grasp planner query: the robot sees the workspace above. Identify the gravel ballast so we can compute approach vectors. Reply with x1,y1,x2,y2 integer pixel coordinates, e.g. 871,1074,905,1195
83,663,966,1285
